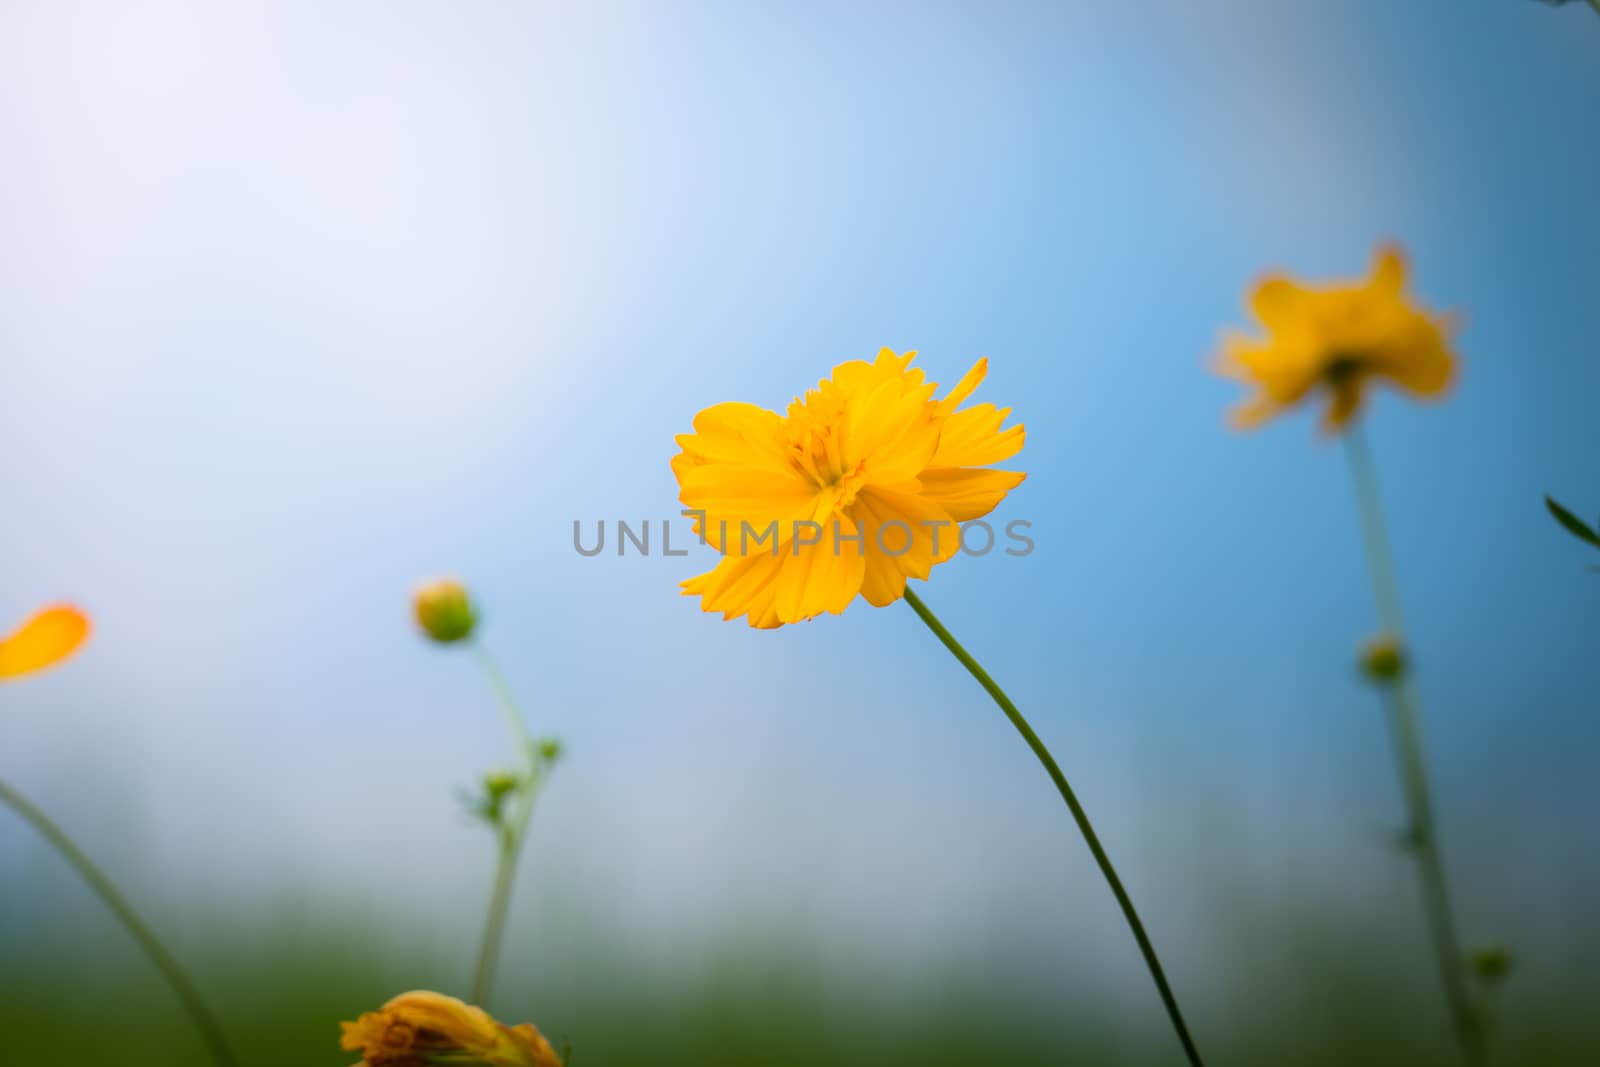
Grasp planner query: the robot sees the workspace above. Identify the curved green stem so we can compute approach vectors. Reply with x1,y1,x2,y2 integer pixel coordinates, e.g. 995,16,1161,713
0,779,238,1067
469,643,539,1006
1346,424,1484,1066
902,588,1205,1067
474,643,532,761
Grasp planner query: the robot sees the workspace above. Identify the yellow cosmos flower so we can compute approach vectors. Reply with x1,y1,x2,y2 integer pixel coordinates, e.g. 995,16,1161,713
1217,243,1457,433
672,348,1025,628
0,605,90,681
340,991,562,1067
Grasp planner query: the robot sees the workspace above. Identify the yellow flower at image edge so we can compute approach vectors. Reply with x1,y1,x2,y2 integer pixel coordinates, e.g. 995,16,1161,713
1217,243,1457,433
340,991,561,1067
672,348,1025,628
0,605,90,681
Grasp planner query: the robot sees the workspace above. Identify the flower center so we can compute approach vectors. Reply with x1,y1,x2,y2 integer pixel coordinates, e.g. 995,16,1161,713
784,386,870,507
791,424,867,504
1324,352,1366,385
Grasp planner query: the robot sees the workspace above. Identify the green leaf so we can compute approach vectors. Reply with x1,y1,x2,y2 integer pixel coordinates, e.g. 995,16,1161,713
1545,495,1600,549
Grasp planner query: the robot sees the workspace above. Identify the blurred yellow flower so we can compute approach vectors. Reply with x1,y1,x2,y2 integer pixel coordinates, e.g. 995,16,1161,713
0,605,90,682
414,579,478,644
672,348,1025,628
340,990,561,1067
1217,244,1457,433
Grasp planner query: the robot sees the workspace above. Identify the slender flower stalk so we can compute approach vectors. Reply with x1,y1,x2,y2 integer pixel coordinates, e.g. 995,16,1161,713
469,642,546,1006
1345,424,1484,1066
903,587,1205,1067
1,604,235,1063
1214,243,1490,1061
0,778,238,1067
412,578,558,1006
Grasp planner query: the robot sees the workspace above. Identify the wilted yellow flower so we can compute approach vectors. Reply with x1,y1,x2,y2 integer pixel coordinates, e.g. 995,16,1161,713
0,605,90,682
672,348,1025,628
414,579,477,644
340,990,561,1067
1217,244,1457,433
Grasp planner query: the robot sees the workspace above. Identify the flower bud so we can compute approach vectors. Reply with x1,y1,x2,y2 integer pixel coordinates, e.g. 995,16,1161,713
483,769,520,798
1360,634,1406,683
471,768,523,824
537,738,563,764
414,579,477,644
1468,946,1512,982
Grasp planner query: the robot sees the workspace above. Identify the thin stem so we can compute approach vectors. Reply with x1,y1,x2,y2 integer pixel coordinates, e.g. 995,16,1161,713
472,795,536,1006
1345,424,1484,1066
469,643,538,1006
473,643,532,760
0,779,238,1067
902,587,1205,1067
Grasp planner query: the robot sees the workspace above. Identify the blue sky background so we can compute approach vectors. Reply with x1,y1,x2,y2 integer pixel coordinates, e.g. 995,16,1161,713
2,0,1597,1037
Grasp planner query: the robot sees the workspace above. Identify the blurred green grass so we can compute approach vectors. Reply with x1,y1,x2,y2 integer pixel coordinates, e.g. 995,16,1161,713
4,891,1597,1067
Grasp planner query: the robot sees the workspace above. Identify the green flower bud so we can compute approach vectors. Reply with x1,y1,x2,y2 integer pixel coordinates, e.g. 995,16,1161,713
483,769,520,798
1360,634,1406,683
537,738,563,764
1469,946,1512,982
414,579,477,644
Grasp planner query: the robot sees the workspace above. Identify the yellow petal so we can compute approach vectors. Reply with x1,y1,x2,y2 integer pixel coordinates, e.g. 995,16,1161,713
1368,242,1407,297
683,545,788,628
1227,392,1283,430
927,403,1024,469
847,376,940,486
935,357,988,416
672,402,801,526
875,347,918,373
0,605,90,681
679,463,818,522
774,514,867,624
835,348,927,394
677,425,820,552
1250,275,1308,329
1371,319,1457,398
677,402,791,471
851,485,959,583
916,468,1026,522
858,547,908,607
1226,335,1327,405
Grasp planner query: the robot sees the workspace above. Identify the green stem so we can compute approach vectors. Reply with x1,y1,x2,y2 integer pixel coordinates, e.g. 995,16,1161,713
902,587,1205,1067
469,643,538,1006
1345,424,1484,1066
0,779,238,1067
474,643,532,762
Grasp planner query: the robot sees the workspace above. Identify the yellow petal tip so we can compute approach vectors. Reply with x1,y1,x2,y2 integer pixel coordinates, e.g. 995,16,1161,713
0,605,91,682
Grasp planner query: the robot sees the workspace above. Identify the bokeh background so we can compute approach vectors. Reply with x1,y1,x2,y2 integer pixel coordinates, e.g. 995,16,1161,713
3,1,1597,1064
